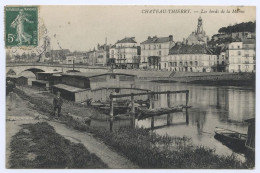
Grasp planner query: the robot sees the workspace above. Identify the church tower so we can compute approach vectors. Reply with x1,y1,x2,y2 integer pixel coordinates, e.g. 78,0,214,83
40,36,51,62
196,16,204,35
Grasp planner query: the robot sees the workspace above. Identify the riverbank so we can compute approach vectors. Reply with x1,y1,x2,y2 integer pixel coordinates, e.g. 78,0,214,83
12,86,255,168
6,93,138,168
152,72,255,87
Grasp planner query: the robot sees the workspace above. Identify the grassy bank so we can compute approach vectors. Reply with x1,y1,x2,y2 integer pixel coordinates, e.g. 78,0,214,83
10,122,107,168
14,88,254,169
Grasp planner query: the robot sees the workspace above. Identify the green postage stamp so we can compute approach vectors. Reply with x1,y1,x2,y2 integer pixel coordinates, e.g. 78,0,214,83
5,6,38,47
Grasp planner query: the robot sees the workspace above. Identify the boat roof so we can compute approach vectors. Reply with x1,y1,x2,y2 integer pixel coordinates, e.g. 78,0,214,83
32,80,50,84
37,71,62,75
7,75,27,79
61,72,136,78
52,74,62,77
244,118,255,123
53,84,88,93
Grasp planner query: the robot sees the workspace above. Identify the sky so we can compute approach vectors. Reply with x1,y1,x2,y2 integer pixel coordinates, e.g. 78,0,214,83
39,6,256,51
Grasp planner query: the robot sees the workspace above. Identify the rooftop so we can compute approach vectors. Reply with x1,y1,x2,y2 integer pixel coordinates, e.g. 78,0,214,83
116,37,137,44
141,36,173,44
169,44,214,55
33,80,50,84
53,84,88,93
37,71,62,74
61,72,136,78
243,39,256,44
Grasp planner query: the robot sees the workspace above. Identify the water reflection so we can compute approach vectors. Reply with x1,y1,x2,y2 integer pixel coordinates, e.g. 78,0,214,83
135,82,255,158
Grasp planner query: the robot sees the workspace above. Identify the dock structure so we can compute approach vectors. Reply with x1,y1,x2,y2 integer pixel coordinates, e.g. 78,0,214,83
109,90,189,132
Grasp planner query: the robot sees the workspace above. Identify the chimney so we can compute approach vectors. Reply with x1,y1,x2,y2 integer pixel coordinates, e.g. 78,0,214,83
169,35,173,41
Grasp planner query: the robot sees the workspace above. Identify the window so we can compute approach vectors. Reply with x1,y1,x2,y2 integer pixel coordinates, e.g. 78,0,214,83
143,45,145,50
154,45,156,49
110,74,116,79
238,51,241,55
238,45,240,49
149,45,150,50
158,51,161,56
159,44,161,49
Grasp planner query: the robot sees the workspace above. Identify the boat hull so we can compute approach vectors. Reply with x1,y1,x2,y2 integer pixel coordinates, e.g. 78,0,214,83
214,127,247,152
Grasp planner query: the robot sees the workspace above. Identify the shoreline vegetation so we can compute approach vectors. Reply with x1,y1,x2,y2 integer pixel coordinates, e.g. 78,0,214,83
13,87,255,169
10,122,107,168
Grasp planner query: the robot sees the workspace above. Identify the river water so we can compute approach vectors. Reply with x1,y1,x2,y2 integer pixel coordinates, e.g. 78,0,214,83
135,81,255,160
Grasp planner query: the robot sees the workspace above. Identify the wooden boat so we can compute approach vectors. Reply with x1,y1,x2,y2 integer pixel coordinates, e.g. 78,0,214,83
137,105,184,120
214,127,247,150
99,105,129,115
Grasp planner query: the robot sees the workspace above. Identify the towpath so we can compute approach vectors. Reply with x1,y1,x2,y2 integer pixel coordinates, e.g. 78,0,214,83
6,93,138,168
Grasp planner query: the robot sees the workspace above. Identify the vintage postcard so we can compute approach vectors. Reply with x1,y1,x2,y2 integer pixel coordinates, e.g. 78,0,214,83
4,5,256,170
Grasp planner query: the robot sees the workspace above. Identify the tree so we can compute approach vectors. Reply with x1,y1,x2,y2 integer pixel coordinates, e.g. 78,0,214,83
218,21,256,34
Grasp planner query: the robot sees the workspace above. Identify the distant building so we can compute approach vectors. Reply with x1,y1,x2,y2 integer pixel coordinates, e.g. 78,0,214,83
186,17,208,45
231,32,256,41
226,39,256,72
52,49,70,63
109,37,139,69
140,35,174,69
164,43,217,72
95,43,111,66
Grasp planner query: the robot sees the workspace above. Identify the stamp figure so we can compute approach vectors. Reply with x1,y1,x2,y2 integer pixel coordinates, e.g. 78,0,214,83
5,6,38,47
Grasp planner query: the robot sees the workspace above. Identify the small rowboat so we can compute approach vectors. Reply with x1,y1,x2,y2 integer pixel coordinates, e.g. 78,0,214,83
214,127,247,150
137,105,184,120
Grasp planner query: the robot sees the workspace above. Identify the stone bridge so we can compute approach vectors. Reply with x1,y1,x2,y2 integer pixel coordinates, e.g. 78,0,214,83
6,63,173,79
6,63,109,76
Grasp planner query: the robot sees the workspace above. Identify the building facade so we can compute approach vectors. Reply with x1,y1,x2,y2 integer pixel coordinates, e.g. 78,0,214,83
95,44,111,66
163,43,217,72
109,37,140,69
226,39,256,72
140,35,174,69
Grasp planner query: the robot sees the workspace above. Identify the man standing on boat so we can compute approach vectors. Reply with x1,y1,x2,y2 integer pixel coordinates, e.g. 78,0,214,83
53,91,63,117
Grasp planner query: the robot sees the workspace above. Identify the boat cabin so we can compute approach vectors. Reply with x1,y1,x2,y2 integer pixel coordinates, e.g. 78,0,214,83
52,72,149,102
52,84,89,102
7,75,28,86
32,71,62,90
57,72,136,90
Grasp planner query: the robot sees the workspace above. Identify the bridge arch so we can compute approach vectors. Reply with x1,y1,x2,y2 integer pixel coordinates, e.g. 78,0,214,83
7,69,16,75
17,68,45,76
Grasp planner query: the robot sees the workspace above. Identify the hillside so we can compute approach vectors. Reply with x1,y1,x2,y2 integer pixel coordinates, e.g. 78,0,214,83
218,21,256,34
